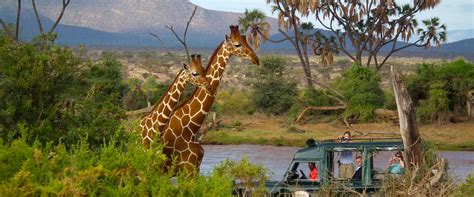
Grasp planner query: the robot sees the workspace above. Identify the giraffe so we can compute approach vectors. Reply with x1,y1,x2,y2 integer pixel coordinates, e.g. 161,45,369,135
140,54,210,149
161,25,259,174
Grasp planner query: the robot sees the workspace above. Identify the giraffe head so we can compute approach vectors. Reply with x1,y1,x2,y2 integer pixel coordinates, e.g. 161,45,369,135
224,25,260,65
182,54,211,92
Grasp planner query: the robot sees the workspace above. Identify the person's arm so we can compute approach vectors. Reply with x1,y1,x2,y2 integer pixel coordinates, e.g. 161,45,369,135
315,168,318,180
386,158,394,172
399,160,405,168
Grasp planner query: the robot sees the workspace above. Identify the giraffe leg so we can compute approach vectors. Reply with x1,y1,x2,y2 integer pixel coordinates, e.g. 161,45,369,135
190,142,204,169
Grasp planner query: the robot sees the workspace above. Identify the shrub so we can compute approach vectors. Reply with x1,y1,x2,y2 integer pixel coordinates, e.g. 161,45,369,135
0,132,236,196
214,89,254,115
0,37,80,144
62,56,127,147
123,76,169,111
251,56,297,115
332,64,384,122
0,36,127,147
214,156,269,196
453,174,474,196
407,59,474,123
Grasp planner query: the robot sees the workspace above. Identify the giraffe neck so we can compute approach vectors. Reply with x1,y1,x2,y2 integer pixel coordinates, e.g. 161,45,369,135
141,70,186,146
206,41,230,94
162,41,231,142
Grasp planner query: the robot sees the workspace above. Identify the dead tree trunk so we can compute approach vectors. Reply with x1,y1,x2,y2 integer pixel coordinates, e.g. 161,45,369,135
390,66,423,168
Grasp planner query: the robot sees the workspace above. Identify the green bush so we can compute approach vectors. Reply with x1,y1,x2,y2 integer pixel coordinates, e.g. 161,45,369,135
214,156,269,196
0,131,237,196
453,174,474,196
214,89,254,115
251,56,297,115
59,56,127,147
123,77,168,111
0,37,80,144
407,59,474,123
0,36,127,147
332,64,384,122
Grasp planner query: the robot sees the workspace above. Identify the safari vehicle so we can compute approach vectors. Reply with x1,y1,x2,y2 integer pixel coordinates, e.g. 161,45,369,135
264,138,404,196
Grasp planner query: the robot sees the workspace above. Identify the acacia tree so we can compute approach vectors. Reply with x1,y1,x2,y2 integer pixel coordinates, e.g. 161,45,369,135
267,0,446,71
239,8,346,120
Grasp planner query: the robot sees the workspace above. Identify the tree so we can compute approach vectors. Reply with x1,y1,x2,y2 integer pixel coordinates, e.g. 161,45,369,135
239,7,339,89
332,64,385,122
390,66,422,168
267,0,447,71
407,59,474,124
238,9,271,51
251,56,297,115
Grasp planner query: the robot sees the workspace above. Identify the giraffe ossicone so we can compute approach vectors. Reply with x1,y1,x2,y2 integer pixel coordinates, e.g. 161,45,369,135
161,25,260,175
140,54,210,149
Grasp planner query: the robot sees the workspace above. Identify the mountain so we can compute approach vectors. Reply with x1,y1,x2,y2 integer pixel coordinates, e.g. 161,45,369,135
0,0,472,60
0,0,278,47
446,29,474,43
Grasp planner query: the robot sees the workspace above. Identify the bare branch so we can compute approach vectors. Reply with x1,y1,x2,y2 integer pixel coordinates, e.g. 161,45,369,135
296,105,346,123
125,106,154,116
31,0,44,35
165,6,197,63
15,0,21,41
316,14,356,61
183,6,197,52
49,0,71,34
0,18,15,39
148,32,179,61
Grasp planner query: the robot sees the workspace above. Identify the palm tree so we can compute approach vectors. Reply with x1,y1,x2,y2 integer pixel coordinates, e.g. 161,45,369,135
238,9,270,51
419,17,447,48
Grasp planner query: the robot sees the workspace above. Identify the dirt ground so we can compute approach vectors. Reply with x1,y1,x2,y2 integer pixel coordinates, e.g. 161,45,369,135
202,114,474,150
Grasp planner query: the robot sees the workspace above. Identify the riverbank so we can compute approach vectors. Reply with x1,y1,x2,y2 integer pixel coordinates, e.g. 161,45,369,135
201,114,474,151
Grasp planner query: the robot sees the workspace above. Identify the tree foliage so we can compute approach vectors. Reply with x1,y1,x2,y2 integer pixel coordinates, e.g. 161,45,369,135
0,132,235,196
251,56,297,115
0,37,79,144
332,64,384,122
0,35,127,147
238,9,271,51
407,59,474,123
266,0,446,73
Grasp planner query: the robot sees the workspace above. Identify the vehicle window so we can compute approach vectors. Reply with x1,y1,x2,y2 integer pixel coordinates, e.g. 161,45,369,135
287,161,320,182
331,151,362,180
371,150,404,179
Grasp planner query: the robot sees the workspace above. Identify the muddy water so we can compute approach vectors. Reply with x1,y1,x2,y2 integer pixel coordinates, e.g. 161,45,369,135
200,145,474,181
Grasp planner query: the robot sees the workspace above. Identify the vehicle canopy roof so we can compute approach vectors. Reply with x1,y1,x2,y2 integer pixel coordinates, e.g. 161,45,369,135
293,138,404,161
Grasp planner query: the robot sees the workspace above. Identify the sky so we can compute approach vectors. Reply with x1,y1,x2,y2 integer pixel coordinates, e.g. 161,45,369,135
190,0,474,31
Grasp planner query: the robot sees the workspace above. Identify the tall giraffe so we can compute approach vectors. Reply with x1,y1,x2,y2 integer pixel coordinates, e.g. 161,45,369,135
161,25,259,174
140,54,210,149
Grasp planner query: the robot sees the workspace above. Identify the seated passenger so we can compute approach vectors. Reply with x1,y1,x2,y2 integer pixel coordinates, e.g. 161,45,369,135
352,156,363,180
387,152,405,175
308,162,318,181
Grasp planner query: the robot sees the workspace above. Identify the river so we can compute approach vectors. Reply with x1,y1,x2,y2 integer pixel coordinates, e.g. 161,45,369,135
200,144,474,182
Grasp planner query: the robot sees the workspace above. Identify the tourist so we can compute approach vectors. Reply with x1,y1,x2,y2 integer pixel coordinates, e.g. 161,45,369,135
352,156,363,180
387,151,406,175
338,131,354,179
308,162,318,181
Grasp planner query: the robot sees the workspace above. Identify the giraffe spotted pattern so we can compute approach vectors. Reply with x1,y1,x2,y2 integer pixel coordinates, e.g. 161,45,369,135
140,55,209,149
161,25,260,175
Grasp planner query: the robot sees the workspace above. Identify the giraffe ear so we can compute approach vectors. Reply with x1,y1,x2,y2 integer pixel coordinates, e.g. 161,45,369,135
182,63,189,70
225,35,230,42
